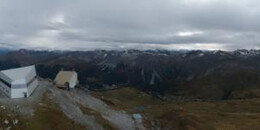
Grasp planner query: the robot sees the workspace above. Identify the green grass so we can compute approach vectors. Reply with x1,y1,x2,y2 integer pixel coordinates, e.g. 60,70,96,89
91,87,260,130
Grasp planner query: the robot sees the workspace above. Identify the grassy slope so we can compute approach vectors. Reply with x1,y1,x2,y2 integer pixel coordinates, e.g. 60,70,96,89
0,92,85,130
91,87,260,130
26,92,86,130
172,68,260,100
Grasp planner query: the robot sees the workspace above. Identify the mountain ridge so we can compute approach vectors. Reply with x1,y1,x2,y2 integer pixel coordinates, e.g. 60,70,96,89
1,49,260,100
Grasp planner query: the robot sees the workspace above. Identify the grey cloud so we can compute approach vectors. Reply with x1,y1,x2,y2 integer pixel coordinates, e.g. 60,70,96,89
0,0,260,50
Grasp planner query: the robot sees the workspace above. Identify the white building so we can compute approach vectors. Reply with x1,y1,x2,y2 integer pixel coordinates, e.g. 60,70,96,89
0,65,38,98
54,71,78,89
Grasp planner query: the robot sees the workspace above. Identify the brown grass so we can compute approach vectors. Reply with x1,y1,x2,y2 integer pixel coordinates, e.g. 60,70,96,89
6,92,86,130
91,87,260,130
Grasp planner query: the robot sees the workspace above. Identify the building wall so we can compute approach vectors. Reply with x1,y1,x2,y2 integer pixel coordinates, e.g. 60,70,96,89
0,81,11,97
11,87,28,98
69,73,78,88
0,72,12,97
0,65,39,98
12,83,27,98
27,78,38,96
12,84,27,89
0,72,12,83
10,79,38,98
25,66,37,83
10,66,38,98
26,65,38,97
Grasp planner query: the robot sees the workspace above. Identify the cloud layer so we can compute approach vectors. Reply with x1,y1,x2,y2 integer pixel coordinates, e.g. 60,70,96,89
0,0,260,50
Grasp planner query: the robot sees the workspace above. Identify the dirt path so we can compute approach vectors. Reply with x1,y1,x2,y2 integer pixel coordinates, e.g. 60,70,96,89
69,89,137,130
47,85,104,130
47,85,138,130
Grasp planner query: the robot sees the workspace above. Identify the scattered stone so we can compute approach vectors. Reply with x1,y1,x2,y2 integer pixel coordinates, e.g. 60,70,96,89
4,120,9,124
13,119,18,125
132,113,143,124
6,126,11,130
39,103,45,106
1,105,5,110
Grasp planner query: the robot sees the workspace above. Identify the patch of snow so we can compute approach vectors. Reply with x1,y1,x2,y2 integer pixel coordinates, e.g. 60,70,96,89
149,71,161,85
103,53,108,58
198,53,204,57
141,69,146,83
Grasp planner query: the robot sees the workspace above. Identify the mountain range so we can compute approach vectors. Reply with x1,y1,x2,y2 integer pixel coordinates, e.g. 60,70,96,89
1,49,260,100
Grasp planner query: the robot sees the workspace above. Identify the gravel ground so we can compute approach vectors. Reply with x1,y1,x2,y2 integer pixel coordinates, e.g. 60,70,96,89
69,89,138,130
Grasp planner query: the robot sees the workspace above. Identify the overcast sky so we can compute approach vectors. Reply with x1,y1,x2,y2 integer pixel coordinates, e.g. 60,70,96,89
0,0,260,50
